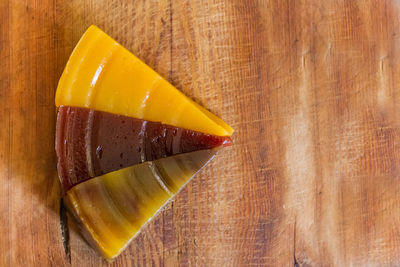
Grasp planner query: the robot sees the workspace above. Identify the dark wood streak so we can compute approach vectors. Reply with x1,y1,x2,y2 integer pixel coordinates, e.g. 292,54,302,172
294,218,299,267
59,199,71,264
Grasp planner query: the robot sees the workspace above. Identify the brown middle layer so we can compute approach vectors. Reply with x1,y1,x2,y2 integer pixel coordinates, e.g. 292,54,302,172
55,106,232,192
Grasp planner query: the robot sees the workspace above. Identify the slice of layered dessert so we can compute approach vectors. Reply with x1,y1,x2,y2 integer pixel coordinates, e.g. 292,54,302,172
56,106,232,192
55,25,233,261
65,149,220,260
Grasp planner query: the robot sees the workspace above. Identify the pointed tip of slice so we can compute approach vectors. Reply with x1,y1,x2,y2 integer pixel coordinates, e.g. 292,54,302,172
188,99,234,136
222,137,233,147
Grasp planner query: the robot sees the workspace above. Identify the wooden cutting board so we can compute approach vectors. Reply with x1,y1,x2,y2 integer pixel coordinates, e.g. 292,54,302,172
2,0,400,266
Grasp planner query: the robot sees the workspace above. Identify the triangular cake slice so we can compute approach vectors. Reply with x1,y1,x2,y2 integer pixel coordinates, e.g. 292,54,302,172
56,106,232,192
65,148,219,261
55,25,234,261
55,25,233,137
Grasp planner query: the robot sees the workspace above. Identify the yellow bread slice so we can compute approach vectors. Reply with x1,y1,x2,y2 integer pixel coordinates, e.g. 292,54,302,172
65,148,219,261
55,25,233,136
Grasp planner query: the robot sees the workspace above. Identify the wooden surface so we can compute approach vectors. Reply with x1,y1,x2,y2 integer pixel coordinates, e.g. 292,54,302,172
1,0,400,266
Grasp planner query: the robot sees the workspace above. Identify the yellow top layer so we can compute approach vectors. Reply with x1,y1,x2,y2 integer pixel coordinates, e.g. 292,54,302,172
55,25,233,136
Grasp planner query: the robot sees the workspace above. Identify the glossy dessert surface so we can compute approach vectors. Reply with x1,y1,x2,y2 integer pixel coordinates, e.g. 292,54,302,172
55,25,233,136
55,25,234,261
65,148,219,261
56,106,232,192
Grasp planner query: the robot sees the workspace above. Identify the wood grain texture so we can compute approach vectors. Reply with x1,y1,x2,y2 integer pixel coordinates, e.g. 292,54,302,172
1,0,400,266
